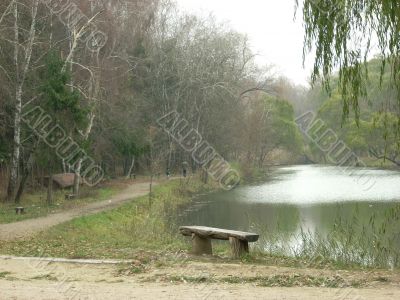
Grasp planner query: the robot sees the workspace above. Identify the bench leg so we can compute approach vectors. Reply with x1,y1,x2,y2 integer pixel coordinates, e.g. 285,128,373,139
191,233,212,255
229,237,249,258
15,208,24,215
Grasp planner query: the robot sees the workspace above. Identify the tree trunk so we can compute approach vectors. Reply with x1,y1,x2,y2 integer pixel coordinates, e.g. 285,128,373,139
369,148,400,167
47,173,53,205
201,169,208,184
14,151,34,204
7,85,23,202
149,174,153,207
7,3,21,202
126,156,135,179
7,1,39,202
72,160,81,197
14,164,29,204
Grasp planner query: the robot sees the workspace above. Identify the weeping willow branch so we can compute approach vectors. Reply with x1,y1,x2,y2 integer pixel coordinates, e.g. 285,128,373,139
296,0,400,127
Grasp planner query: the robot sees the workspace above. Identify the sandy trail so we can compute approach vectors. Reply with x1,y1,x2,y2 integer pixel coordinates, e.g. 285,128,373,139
0,181,156,241
0,257,399,300
2,281,399,300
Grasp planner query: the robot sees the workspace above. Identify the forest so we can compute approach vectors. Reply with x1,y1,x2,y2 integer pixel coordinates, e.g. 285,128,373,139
0,0,305,203
0,0,398,203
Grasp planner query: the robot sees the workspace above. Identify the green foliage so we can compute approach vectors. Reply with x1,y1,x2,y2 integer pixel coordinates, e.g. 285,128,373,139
30,52,90,170
298,0,400,129
306,58,400,164
39,52,87,126
265,97,303,154
112,129,149,158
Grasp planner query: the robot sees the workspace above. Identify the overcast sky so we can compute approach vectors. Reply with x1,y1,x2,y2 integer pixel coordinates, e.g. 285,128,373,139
176,0,314,87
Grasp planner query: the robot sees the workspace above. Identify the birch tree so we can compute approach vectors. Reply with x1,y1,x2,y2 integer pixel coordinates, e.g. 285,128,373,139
6,0,39,202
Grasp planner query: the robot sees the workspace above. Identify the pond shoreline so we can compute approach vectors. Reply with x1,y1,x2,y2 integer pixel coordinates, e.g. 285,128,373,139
179,165,400,269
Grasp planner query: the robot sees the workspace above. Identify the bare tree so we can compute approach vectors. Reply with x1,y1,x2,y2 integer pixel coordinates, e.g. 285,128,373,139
7,0,39,202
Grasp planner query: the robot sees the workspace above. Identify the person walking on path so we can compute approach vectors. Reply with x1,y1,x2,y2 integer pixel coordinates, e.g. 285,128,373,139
182,161,188,178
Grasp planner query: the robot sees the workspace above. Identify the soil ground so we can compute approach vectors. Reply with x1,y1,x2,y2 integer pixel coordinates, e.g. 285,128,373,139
0,256,399,299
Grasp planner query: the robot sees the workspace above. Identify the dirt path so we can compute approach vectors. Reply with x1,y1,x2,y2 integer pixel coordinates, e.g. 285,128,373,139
2,281,399,300
0,181,156,241
0,257,399,299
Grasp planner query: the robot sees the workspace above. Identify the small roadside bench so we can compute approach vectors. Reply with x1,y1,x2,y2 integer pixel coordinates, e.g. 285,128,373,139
65,194,77,200
15,207,25,215
179,226,259,258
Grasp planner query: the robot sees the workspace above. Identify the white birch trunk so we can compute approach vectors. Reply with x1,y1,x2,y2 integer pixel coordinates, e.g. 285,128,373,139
7,1,39,202
126,156,135,179
73,112,95,195
72,2,100,194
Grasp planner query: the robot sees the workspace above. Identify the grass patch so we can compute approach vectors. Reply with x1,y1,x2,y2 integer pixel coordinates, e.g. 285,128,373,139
0,271,12,278
157,273,365,288
30,274,58,281
0,177,215,259
0,184,120,224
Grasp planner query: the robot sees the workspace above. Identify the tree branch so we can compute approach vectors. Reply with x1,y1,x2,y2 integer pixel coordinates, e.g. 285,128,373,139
369,148,400,167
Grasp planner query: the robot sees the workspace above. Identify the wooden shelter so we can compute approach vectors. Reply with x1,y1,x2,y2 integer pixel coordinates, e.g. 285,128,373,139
44,173,80,189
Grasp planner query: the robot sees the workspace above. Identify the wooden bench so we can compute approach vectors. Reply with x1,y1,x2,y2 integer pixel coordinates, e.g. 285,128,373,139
179,226,259,258
15,207,25,215
65,194,77,200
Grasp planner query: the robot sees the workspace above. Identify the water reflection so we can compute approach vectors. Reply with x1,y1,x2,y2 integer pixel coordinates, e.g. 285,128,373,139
178,165,400,253
237,165,400,204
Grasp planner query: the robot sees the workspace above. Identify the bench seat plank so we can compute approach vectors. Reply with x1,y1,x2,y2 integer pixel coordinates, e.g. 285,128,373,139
179,226,259,242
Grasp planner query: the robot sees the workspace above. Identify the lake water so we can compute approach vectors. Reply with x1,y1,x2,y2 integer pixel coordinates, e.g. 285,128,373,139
179,165,400,256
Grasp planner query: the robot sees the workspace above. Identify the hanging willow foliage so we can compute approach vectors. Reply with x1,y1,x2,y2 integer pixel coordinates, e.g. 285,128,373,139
296,0,400,131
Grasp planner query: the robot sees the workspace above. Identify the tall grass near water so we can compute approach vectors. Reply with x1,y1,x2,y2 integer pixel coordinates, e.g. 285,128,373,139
251,204,400,269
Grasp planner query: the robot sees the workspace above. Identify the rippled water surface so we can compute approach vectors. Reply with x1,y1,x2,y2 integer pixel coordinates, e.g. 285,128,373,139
179,165,400,247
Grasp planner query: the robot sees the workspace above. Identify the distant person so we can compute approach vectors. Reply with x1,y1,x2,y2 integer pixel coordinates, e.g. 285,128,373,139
182,161,188,178
166,168,171,178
